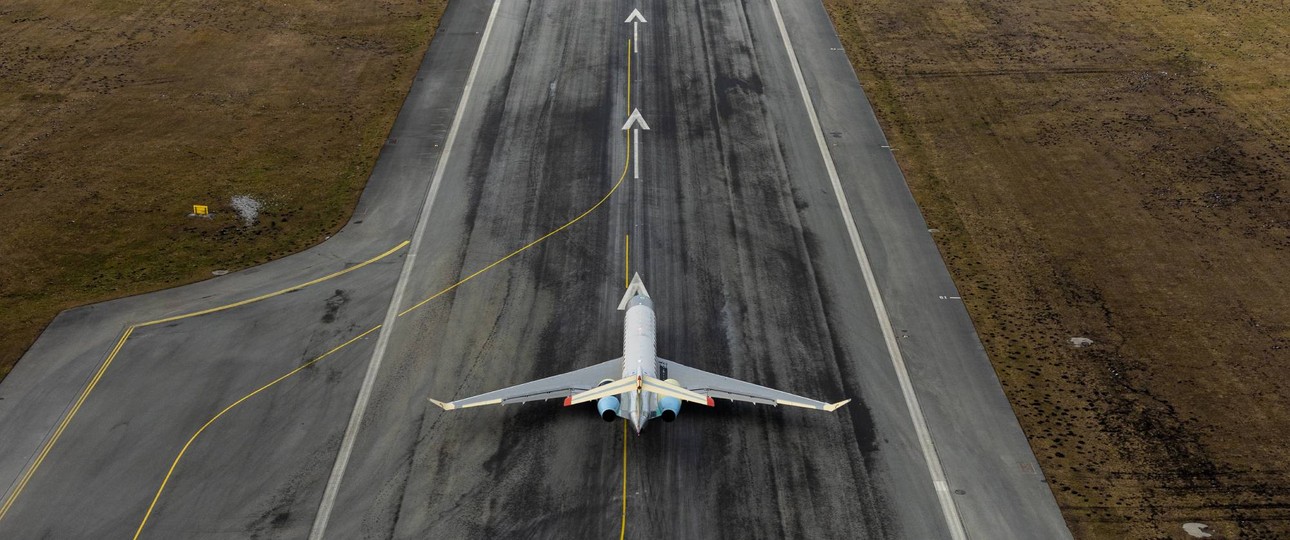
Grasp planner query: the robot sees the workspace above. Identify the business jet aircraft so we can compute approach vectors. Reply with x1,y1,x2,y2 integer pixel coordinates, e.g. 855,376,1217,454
429,274,850,433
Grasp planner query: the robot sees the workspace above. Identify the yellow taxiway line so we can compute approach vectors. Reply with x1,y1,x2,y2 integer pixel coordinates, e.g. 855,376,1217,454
620,420,629,540
129,37,639,537
0,240,410,525
132,325,384,540
141,240,410,327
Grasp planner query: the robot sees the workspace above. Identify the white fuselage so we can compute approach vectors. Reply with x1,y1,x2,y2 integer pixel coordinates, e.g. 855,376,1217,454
620,294,658,433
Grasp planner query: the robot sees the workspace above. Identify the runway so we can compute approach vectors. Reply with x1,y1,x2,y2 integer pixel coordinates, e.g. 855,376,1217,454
0,1,1069,538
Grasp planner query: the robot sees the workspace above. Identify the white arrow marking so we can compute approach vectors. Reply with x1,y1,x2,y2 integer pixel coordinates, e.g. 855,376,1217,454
633,129,640,179
621,109,650,131
625,9,645,54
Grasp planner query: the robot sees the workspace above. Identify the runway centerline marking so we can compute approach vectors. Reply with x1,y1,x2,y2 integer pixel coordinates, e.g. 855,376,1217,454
767,0,968,537
0,240,409,526
625,9,645,57
621,110,648,181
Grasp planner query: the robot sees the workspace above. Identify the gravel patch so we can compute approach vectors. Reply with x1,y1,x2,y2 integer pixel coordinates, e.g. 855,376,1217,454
230,195,262,226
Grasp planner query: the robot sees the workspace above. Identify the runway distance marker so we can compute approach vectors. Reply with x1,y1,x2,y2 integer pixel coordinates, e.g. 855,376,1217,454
767,0,968,537
0,239,409,527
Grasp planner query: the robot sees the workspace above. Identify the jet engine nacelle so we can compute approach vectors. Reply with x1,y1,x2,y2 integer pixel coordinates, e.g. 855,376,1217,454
658,396,682,422
597,396,620,422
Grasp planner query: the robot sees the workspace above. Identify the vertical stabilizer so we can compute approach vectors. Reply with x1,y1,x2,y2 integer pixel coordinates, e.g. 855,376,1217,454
617,273,650,310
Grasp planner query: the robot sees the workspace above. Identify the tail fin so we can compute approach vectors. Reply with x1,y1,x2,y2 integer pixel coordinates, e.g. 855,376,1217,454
617,273,650,310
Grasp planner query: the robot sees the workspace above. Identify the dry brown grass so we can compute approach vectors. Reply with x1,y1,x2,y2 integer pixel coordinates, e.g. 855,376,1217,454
0,0,448,379
823,0,1289,537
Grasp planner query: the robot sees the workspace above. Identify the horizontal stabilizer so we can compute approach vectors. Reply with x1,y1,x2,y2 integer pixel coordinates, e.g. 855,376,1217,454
568,376,638,405
641,376,713,407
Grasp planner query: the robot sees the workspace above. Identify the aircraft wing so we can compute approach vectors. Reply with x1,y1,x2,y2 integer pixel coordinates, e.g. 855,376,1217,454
429,358,622,410
658,358,850,412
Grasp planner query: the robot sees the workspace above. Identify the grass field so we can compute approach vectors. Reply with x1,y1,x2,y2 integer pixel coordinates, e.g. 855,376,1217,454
823,0,1289,537
0,0,448,380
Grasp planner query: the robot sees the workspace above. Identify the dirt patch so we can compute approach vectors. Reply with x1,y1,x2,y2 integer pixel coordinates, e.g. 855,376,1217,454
0,0,449,379
823,0,1289,537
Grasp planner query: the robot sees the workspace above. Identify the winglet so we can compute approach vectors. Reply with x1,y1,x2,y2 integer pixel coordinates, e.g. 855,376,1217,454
617,273,650,310
823,399,851,412
563,396,573,407
428,398,455,411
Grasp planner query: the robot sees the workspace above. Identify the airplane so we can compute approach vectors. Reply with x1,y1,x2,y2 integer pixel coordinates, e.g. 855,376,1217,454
428,273,850,434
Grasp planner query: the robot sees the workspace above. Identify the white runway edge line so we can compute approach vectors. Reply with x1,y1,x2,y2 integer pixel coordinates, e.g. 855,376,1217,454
765,1,970,538
307,2,503,538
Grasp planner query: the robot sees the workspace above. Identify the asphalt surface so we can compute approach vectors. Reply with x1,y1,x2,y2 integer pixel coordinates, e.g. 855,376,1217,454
0,1,1070,538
